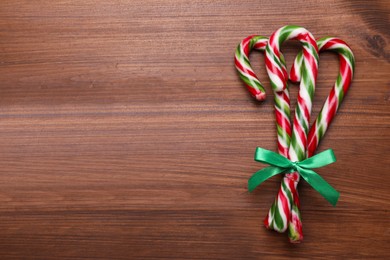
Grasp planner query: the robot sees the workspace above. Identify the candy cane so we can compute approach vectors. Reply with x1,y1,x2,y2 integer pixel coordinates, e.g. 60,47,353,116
264,25,319,242
235,35,299,240
235,31,306,241
234,28,318,242
285,37,354,241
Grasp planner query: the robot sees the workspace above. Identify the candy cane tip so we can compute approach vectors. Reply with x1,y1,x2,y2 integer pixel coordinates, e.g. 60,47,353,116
255,92,267,101
289,237,303,244
289,72,301,83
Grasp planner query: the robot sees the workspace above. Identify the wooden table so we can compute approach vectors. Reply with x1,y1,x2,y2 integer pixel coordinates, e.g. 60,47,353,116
0,1,389,259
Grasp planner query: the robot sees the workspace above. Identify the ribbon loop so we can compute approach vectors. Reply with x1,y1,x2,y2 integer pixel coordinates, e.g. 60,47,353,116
254,147,293,168
249,147,339,206
297,149,336,169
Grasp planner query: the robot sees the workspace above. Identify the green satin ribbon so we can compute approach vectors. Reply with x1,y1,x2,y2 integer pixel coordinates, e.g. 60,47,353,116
248,147,340,206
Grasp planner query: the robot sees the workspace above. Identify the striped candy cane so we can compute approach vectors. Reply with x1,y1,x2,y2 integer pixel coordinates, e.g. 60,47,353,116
235,35,297,240
264,26,319,243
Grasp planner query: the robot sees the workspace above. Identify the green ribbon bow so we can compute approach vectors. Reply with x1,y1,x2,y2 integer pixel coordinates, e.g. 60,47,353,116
248,147,340,206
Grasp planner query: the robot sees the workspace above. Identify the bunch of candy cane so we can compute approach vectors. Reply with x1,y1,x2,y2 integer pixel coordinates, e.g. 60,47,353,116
234,25,355,243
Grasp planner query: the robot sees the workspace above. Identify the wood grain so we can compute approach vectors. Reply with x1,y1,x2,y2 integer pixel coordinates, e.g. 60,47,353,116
0,0,389,259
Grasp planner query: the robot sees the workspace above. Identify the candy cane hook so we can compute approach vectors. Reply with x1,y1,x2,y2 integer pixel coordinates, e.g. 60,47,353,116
290,37,355,158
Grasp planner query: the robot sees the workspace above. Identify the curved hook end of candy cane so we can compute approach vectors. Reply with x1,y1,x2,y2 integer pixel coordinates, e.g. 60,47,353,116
255,92,267,101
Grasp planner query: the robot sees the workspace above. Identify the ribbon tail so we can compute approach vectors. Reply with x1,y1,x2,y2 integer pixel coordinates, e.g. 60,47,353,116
248,166,286,192
298,167,340,206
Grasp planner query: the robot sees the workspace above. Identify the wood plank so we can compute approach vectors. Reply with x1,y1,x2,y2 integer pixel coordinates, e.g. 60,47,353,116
0,0,389,258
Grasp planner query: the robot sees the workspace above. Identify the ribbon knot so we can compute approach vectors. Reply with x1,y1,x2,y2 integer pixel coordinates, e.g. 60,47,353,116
291,161,299,171
248,147,340,206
